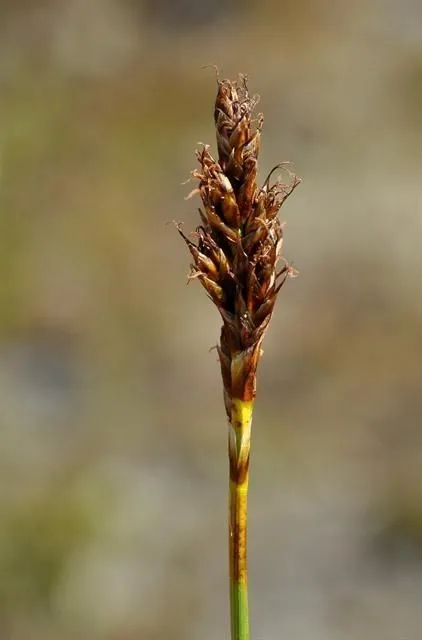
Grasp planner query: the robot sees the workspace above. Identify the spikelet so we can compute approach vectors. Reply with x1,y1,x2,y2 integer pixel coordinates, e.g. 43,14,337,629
179,74,300,422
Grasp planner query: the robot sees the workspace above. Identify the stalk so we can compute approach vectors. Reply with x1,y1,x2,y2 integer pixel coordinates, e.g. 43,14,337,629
178,73,300,640
229,398,253,640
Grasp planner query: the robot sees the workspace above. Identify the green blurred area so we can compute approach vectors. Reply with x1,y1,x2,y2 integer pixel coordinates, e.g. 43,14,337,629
0,1,422,639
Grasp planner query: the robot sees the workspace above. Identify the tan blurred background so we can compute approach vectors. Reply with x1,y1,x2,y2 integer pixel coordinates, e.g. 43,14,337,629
0,1,422,638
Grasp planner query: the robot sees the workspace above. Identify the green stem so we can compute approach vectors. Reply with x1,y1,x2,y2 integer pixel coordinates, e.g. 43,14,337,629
228,398,253,640
229,478,250,640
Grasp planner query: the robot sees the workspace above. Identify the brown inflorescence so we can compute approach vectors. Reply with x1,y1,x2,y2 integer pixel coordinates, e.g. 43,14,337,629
179,74,300,418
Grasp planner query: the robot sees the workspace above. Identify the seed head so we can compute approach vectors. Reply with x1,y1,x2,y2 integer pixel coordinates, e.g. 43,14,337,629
179,75,300,418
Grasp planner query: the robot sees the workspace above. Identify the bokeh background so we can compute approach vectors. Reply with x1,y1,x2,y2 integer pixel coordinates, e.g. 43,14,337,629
1,1,422,639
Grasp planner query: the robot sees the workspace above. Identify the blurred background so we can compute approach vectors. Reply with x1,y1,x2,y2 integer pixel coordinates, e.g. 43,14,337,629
0,1,422,638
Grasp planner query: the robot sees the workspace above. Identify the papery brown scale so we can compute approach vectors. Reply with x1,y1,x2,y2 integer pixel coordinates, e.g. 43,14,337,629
243,129,261,161
231,247,249,281
215,107,232,131
232,147,244,177
176,226,215,274
199,275,224,305
246,267,260,312
214,93,229,122
256,253,276,284
196,252,219,280
240,232,258,255
205,209,240,245
253,311,272,339
256,277,271,301
201,233,231,277
230,342,262,402
255,271,274,299
216,137,232,166
229,115,249,150
242,223,269,254
196,226,211,252
253,295,275,325
199,231,222,262
219,307,236,329
240,326,253,351
206,182,222,210
234,288,248,320
225,150,244,182
215,112,233,139
220,196,240,228
216,173,240,226
219,142,231,162
215,82,236,118
237,158,258,219
221,319,240,354
184,239,219,280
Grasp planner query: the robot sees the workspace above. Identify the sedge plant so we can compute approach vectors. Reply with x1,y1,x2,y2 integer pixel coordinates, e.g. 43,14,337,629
178,74,300,640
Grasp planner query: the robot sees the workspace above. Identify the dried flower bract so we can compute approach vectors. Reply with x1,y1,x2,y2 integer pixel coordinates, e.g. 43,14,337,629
179,74,300,419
